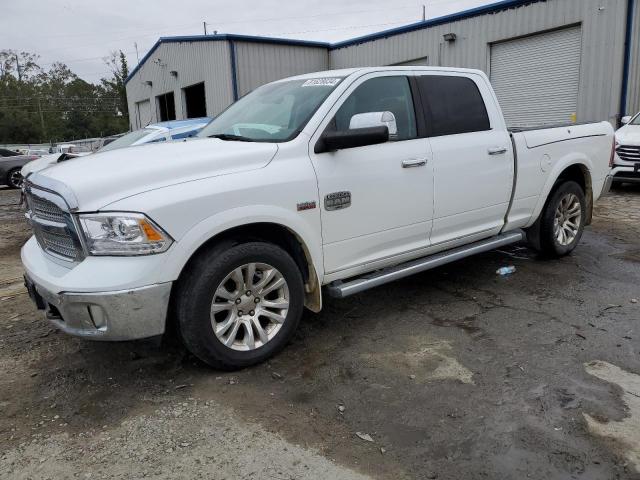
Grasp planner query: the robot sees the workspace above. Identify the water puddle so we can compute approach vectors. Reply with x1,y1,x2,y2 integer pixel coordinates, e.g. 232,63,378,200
584,360,640,471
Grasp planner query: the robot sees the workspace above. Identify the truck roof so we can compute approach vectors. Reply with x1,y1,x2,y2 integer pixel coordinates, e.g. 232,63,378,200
284,66,486,82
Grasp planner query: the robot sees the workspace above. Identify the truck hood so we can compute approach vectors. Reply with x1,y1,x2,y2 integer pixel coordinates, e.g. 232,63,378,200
32,138,278,210
616,125,640,145
21,153,83,177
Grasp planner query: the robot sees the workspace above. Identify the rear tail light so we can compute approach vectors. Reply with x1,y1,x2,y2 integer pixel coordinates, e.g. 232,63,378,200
609,139,616,168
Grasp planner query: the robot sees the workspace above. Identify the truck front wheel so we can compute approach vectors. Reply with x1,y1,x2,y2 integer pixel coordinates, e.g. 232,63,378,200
536,180,586,258
175,241,304,370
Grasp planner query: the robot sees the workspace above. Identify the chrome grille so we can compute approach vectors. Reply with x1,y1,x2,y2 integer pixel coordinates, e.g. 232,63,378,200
29,194,67,223
40,230,77,258
25,185,82,262
616,145,640,163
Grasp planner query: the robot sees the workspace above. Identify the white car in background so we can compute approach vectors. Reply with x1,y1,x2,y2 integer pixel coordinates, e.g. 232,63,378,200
21,118,212,177
613,112,640,184
24,148,51,157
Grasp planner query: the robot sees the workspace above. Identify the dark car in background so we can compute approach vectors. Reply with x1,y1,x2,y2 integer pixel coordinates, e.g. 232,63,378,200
0,148,21,157
0,153,38,188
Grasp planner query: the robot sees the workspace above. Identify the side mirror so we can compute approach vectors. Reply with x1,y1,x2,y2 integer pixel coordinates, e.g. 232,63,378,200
349,111,398,137
314,126,389,154
621,116,632,125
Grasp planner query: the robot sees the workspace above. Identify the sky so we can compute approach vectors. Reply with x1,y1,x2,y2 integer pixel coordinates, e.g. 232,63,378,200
2,0,493,83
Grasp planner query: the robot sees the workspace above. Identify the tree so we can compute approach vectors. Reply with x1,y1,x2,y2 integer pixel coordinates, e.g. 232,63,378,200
102,50,129,119
0,49,130,144
0,50,42,82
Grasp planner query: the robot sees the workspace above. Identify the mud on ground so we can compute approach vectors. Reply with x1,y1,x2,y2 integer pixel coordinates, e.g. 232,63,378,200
1,185,640,480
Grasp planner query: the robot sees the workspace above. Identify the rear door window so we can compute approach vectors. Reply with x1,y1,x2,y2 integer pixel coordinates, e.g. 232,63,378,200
416,75,490,137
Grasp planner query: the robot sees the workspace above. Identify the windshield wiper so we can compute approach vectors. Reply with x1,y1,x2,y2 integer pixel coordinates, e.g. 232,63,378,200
208,133,255,142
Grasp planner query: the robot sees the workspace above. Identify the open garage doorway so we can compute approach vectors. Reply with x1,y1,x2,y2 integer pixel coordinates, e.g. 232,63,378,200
183,82,207,118
157,91,176,121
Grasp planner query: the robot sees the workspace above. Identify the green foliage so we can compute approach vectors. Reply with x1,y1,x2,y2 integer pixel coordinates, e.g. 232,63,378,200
0,49,130,144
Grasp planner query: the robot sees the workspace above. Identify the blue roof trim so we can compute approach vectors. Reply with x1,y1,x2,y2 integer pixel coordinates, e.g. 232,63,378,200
331,0,547,49
125,0,548,84
125,34,330,84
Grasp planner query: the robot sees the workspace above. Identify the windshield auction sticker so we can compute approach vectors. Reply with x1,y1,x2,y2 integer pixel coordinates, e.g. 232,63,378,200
302,78,342,87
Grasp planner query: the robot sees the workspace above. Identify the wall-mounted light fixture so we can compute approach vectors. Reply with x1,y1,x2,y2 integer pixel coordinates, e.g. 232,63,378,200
170,70,178,77
144,80,153,87
443,33,457,42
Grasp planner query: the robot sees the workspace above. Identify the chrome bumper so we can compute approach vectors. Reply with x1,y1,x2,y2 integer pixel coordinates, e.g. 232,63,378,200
24,275,172,341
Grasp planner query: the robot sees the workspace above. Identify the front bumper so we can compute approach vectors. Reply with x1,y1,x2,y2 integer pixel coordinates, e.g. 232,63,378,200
24,274,172,341
611,165,640,183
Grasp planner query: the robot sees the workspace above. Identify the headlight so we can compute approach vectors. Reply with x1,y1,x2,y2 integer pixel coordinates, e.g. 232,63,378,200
78,213,173,256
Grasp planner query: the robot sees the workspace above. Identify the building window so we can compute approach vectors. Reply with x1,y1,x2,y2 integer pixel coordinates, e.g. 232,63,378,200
157,91,176,122
183,82,207,118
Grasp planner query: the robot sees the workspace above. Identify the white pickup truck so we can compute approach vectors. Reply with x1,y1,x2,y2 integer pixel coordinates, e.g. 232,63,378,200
22,67,614,369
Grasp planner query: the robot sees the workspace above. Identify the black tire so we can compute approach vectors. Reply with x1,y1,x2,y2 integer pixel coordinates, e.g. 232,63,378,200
6,168,23,189
537,180,586,258
175,241,304,370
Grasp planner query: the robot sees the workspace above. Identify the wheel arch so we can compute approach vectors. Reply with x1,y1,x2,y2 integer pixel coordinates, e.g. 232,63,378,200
554,163,593,225
528,159,593,229
525,160,592,251
173,219,322,314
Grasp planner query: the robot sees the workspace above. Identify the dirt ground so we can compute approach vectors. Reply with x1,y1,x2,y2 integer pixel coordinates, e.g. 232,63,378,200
1,184,640,480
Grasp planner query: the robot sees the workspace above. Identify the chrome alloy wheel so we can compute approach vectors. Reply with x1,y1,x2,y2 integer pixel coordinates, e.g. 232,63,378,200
553,193,582,246
210,263,289,351
8,169,23,189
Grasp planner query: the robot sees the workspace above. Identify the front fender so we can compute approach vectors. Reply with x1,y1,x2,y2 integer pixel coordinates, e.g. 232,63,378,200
160,204,325,285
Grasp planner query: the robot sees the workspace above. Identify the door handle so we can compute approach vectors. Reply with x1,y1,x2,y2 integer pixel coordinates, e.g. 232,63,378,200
402,158,428,168
488,146,508,156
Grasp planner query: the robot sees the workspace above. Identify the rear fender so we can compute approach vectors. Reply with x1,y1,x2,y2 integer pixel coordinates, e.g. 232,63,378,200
526,155,592,228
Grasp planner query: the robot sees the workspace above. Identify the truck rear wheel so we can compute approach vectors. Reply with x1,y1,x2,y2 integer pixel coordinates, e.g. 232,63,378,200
175,241,304,370
536,180,586,258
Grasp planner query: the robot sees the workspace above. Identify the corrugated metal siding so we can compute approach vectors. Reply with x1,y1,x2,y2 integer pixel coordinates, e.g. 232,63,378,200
491,26,582,127
627,0,640,115
393,57,429,66
330,0,629,124
234,42,329,96
125,41,234,128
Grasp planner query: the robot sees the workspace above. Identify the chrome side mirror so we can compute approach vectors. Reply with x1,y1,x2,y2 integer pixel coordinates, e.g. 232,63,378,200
350,111,398,137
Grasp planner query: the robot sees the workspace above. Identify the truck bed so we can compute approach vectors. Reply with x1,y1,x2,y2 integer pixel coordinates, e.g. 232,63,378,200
505,120,614,231
508,121,598,133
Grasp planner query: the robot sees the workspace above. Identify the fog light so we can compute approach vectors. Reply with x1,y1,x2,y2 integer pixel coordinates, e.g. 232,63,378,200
88,305,107,330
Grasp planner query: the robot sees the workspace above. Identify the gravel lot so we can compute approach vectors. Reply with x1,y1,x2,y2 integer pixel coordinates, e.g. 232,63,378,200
1,184,640,480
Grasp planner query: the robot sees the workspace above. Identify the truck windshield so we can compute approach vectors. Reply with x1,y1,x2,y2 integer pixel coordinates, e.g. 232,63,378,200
198,77,344,142
631,114,640,125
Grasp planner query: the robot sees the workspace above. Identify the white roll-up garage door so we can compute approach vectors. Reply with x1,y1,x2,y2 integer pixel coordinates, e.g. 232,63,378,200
136,100,151,129
490,26,582,128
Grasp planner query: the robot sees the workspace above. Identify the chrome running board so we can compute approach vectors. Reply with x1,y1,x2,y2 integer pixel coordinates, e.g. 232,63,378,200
326,230,525,299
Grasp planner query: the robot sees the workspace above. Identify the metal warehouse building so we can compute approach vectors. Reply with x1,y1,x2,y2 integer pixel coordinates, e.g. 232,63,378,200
125,0,640,129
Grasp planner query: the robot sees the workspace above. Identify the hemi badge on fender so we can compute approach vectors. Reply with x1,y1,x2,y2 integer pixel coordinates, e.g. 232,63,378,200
297,201,317,211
